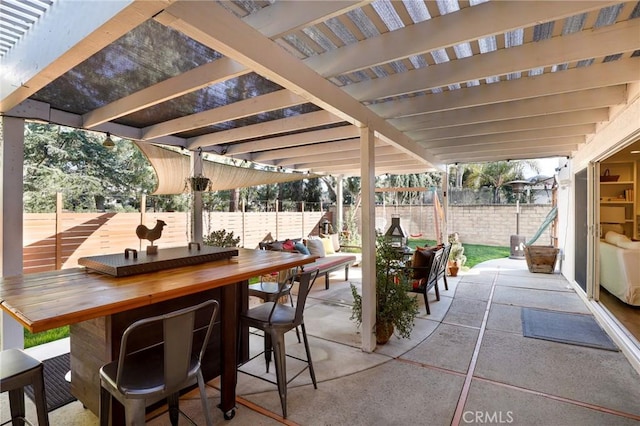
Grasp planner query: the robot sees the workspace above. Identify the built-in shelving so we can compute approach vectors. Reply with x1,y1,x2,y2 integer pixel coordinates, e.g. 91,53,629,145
600,161,637,239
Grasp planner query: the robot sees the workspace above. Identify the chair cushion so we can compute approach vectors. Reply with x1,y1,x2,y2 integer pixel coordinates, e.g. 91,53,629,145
410,278,425,290
301,255,356,273
411,247,436,279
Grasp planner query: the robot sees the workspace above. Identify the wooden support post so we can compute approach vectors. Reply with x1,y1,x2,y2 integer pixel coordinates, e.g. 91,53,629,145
56,192,63,270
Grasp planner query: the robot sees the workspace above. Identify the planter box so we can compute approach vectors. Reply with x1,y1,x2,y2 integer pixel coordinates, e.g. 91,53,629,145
524,245,559,274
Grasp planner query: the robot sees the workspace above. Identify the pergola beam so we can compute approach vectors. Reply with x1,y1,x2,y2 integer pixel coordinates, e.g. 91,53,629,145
244,0,372,39
369,60,640,118
420,131,587,151
304,0,615,78
250,137,385,162
389,86,625,131
84,58,250,129
278,145,404,166
429,137,583,155
187,110,344,149
410,109,609,142
227,126,360,156
142,89,306,140
158,1,442,169
345,19,640,101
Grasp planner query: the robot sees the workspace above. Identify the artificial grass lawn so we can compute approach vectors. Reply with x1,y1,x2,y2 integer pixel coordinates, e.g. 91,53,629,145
24,244,508,348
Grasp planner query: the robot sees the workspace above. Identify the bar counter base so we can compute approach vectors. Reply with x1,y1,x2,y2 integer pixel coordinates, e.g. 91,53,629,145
70,284,248,423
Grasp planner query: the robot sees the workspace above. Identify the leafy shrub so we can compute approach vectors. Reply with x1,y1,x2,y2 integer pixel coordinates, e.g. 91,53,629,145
204,229,241,247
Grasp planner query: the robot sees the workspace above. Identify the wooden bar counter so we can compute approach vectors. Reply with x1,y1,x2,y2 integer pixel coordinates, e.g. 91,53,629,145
0,248,316,422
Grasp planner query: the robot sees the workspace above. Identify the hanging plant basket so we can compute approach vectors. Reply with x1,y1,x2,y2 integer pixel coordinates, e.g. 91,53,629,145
189,176,210,192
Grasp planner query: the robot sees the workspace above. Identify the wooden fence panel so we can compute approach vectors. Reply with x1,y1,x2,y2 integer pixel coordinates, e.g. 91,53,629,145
242,212,276,248
23,213,57,274
144,212,190,247
29,207,557,274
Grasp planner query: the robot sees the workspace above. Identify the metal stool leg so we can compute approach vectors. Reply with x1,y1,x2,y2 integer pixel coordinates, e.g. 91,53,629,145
99,385,111,426
270,329,288,418
32,364,49,426
8,388,26,426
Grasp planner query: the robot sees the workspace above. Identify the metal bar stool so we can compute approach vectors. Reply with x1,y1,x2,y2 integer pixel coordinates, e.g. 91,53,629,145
248,267,301,343
0,348,49,426
240,269,319,418
99,299,219,426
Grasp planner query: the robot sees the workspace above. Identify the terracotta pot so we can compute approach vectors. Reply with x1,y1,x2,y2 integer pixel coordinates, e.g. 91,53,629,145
448,262,459,277
376,321,394,345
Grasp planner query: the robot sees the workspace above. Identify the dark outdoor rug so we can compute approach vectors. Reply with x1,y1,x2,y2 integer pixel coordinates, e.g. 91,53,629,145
25,352,77,412
521,308,619,351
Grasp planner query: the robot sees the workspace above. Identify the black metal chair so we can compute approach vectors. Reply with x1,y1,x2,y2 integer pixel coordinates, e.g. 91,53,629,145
402,246,445,314
99,299,219,426
239,269,319,418
437,243,452,291
248,268,301,342
0,348,49,426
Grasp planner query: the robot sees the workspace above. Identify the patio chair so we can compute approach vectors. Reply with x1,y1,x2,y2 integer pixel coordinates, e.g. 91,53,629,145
248,267,301,342
402,246,445,315
99,299,219,426
239,269,320,418
0,348,49,426
437,243,452,291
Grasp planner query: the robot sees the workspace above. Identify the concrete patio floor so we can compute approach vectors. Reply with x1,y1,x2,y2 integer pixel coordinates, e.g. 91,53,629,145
4,258,640,425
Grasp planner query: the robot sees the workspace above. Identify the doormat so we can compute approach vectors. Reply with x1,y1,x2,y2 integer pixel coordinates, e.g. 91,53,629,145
25,352,77,412
521,308,619,351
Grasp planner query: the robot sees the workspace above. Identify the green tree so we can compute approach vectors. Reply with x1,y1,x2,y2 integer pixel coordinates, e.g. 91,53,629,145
461,161,539,203
255,183,279,211
303,178,322,207
23,124,158,212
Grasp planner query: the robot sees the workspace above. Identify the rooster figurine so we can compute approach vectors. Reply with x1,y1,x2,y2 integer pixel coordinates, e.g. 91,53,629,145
136,220,166,249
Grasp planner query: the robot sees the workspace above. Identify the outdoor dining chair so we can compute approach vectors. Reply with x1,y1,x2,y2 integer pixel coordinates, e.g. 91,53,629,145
99,299,219,426
239,269,319,418
401,246,445,314
248,267,301,343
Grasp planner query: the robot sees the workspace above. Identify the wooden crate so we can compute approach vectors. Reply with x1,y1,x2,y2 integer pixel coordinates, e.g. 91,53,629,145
524,245,559,274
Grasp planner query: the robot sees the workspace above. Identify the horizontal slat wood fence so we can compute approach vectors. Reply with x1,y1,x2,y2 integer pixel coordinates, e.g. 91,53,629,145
23,209,326,274
22,196,553,275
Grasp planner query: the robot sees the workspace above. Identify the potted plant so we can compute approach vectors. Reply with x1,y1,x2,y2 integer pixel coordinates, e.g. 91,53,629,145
447,232,466,277
189,175,211,192
350,235,419,344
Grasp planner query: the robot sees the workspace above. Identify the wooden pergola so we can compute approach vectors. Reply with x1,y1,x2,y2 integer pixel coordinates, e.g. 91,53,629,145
2,0,640,351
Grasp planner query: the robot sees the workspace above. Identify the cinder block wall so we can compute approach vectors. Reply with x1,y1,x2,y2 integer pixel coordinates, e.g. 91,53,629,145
447,205,554,246
339,204,554,247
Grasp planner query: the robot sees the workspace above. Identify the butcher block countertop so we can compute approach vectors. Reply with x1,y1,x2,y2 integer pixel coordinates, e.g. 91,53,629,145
0,248,316,333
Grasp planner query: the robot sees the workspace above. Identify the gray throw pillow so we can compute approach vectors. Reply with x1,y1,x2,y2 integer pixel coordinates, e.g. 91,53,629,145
306,238,326,257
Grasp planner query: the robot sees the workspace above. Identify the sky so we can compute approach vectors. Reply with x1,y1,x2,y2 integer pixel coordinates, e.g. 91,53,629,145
524,157,565,179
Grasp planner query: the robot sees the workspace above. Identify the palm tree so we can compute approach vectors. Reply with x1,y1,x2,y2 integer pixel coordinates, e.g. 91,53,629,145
464,161,539,203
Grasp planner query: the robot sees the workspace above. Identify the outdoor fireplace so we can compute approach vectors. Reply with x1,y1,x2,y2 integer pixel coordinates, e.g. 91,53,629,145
385,216,408,248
